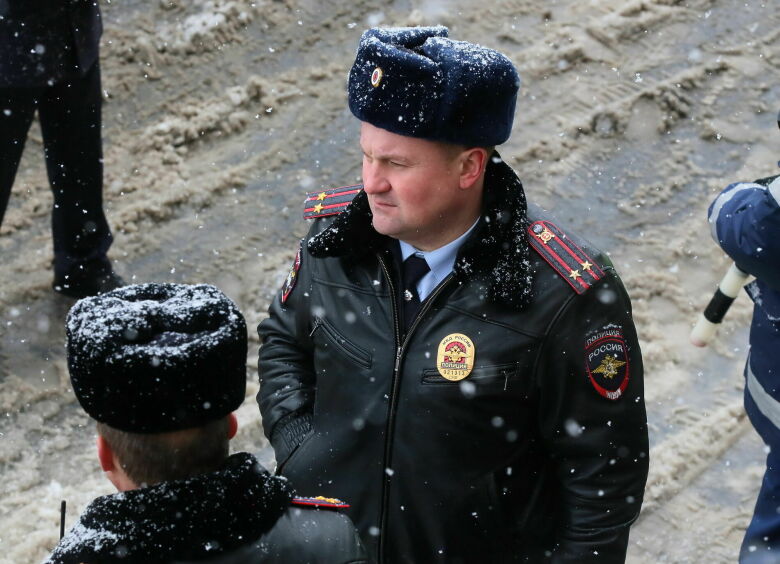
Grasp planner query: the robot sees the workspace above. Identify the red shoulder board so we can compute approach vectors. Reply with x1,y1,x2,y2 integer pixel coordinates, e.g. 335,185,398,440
303,185,362,219
527,220,605,294
292,496,350,509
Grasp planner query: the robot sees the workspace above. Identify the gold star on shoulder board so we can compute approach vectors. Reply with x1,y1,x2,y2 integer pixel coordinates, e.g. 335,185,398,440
569,269,581,280
313,203,324,213
580,261,592,271
316,192,327,201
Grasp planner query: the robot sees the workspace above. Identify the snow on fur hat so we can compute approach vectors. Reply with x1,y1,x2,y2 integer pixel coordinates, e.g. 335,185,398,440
348,26,520,146
66,283,247,433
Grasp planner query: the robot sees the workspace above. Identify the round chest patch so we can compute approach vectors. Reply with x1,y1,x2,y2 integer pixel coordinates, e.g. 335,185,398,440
370,67,383,88
437,333,475,381
584,330,630,400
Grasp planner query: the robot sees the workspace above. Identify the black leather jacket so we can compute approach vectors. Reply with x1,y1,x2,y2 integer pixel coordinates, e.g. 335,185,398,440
0,0,102,88
175,508,369,564
46,453,367,564
258,158,649,563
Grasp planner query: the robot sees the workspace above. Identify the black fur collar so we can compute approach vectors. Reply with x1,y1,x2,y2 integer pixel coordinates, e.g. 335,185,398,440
46,453,294,564
308,153,533,308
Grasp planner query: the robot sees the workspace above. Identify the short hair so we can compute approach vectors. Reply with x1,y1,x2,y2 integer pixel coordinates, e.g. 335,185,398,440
96,417,230,486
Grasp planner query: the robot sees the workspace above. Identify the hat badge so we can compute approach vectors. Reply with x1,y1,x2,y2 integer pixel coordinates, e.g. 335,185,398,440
370,67,383,88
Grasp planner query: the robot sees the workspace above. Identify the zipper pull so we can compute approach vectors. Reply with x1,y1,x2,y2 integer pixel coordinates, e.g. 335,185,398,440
394,347,402,374
309,318,321,337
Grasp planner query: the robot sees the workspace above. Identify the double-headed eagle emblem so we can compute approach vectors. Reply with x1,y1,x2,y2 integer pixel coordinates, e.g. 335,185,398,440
593,354,626,379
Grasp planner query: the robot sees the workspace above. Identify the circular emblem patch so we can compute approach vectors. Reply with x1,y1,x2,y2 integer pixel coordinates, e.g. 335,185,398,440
370,67,383,88
584,329,630,400
437,333,475,381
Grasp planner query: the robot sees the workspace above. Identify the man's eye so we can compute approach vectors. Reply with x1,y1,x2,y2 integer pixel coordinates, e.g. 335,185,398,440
390,161,405,167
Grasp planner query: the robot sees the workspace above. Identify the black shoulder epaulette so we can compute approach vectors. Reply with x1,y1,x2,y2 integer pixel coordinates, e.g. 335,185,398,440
291,496,350,509
303,184,362,219
527,219,606,294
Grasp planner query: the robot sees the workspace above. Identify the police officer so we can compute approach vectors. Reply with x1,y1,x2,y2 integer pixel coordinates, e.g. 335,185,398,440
0,0,123,297
707,120,780,562
257,26,649,563
47,283,366,563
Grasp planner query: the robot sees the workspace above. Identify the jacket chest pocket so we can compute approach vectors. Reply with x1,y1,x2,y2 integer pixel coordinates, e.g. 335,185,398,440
421,362,533,399
311,316,373,370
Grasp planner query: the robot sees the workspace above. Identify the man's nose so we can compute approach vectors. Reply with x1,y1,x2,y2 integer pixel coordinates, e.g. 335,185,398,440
362,162,390,194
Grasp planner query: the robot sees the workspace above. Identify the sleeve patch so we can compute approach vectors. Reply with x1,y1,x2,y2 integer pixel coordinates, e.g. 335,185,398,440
584,328,630,400
303,185,363,219
527,220,604,294
281,242,302,304
291,496,350,509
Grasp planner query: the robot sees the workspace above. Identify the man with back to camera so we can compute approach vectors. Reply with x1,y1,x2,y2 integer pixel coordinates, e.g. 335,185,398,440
257,26,649,562
0,0,123,297
46,282,366,563
707,113,780,563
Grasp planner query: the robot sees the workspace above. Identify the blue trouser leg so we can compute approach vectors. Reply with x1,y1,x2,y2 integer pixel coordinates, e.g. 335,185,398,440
741,382,780,563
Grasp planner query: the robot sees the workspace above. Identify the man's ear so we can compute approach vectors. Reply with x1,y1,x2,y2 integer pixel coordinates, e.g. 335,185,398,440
458,148,489,190
96,435,115,472
228,412,238,440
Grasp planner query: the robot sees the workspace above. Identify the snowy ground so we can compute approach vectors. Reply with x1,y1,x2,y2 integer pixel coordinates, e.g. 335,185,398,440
1,0,778,561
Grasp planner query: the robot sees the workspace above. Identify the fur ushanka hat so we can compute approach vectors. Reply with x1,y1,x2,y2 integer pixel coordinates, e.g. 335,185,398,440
348,26,520,146
66,283,247,433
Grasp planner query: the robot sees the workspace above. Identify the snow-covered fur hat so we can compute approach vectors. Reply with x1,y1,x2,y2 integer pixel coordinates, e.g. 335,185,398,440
348,26,520,146
66,283,247,433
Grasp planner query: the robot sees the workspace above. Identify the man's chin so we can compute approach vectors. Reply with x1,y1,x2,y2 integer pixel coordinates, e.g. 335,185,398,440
371,218,400,239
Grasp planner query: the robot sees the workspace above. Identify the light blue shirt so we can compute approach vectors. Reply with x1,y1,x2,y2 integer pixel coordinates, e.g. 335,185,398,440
399,219,480,301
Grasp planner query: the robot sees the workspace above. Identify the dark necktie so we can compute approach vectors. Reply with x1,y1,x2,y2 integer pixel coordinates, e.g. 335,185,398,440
402,254,430,333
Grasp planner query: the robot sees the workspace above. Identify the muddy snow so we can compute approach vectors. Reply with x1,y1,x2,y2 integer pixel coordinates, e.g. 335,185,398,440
1,0,778,561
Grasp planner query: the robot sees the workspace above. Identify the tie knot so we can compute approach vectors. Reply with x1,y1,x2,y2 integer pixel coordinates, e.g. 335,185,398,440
403,254,430,290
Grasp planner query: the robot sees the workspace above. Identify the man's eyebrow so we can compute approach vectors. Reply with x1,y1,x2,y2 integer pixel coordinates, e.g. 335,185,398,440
361,149,412,162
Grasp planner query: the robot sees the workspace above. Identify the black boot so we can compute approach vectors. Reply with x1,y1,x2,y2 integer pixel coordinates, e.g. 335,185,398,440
53,261,125,299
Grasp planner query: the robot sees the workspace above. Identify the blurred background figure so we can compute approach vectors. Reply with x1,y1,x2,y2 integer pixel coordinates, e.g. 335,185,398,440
0,0,123,297
707,114,780,563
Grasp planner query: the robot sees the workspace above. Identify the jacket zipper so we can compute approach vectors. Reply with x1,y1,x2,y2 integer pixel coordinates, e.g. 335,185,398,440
377,252,453,563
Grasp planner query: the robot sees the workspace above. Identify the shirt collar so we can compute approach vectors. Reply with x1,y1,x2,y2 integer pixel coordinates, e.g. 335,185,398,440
399,218,480,281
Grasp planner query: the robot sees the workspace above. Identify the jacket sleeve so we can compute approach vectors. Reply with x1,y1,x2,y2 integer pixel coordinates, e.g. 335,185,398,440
708,175,780,289
257,234,317,466
536,271,649,562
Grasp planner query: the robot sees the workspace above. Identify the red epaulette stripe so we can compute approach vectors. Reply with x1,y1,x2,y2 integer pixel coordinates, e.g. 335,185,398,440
291,497,350,509
529,237,586,293
542,223,604,282
527,220,600,294
560,236,604,281
303,185,362,219
305,187,362,203
303,201,351,214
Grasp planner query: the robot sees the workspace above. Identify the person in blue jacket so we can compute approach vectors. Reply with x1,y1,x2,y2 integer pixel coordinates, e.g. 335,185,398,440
708,120,780,562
